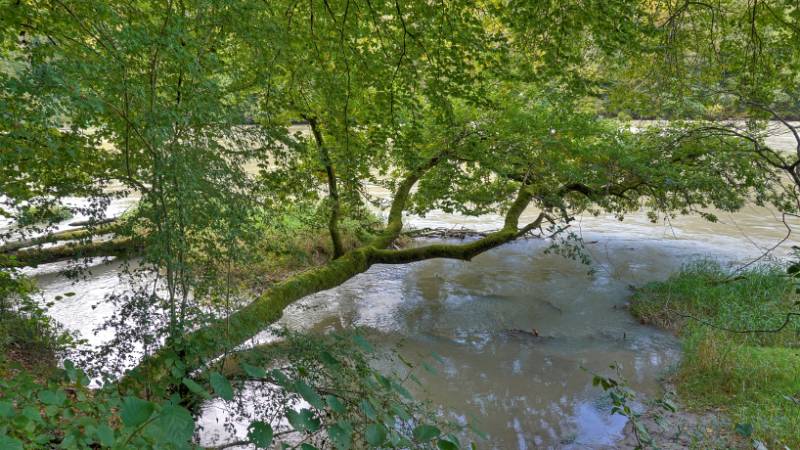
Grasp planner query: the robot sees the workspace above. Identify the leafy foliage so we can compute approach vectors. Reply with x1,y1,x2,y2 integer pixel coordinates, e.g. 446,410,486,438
203,329,473,449
0,358,194,449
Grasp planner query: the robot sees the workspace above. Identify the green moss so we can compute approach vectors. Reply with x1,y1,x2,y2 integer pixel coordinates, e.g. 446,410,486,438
631,261,800,448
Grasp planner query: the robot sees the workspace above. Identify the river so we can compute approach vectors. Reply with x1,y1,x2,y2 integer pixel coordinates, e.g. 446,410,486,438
8,122,800,449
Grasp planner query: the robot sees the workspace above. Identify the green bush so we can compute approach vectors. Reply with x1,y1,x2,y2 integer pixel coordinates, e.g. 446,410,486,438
0,270,71,375
16,204,73,227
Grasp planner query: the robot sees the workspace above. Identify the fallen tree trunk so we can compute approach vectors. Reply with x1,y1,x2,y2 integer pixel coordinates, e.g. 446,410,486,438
0,221,119,253
2,237,140,267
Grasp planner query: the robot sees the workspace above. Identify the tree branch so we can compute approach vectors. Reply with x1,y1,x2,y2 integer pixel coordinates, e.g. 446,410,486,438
305,116,344,258
370,186,537,265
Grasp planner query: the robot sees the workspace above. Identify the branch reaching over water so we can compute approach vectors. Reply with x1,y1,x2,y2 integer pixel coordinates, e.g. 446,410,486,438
670,308,800,334
120,154,446,393
122,156,543,395
371,189,539,264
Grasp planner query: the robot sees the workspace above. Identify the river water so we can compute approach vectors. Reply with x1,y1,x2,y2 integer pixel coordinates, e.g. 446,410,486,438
8,123,800,449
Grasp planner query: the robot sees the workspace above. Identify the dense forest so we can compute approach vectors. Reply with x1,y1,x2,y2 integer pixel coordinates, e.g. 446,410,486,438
1,1,799,449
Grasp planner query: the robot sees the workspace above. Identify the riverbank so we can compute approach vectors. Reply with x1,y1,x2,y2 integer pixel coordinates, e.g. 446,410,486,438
628,261,800,449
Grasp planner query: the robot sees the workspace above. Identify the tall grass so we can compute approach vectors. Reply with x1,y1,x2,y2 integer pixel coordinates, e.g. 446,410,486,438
631,260,800,448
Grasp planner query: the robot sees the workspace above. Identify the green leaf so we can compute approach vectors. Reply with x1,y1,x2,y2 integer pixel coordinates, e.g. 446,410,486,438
391,381,413,400
412,424,441,442
422,362,437,375
210,372,234,401
120,396,155,428
270,369,290,386
734,422,753,437
353,335,374,353
64,360,78,383
300,444,318,450
360,399,378,420
247,420,273,448
146,405,194,445
241,363,267,379
365,423,387,446
97,424,115,447
326,395,346,414
38,389,66,406
437,439,459,450
286,408,320,433
327,421,353,450
0,401,14,418
390,402,411,421
374,374,391,390
320,351,340,367
0,435,23,450
182,378,210,398
293,380,324,409
22,406,43,424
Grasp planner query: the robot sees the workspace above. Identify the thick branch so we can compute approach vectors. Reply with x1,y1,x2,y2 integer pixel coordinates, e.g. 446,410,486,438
123,154,449,393
1,222,119,253
370,153,446,249
370,187,537,265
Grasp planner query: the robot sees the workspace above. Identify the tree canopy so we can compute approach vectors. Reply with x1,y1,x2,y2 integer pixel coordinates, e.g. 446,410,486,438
1,0,797,448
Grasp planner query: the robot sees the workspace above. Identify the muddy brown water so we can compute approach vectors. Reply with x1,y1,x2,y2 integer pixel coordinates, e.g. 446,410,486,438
8,122,800,448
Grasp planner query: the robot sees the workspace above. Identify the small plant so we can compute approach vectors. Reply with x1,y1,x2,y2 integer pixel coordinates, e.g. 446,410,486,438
591,363,670,449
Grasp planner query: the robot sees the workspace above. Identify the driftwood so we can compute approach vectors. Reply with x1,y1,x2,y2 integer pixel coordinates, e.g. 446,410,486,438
67,217,118,227
404,227,495,239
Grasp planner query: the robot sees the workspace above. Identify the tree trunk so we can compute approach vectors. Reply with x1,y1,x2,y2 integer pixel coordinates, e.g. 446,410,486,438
121,175,539,394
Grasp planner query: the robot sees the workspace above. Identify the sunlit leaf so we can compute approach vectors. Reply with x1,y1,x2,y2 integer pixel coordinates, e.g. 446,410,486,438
412,424,440,442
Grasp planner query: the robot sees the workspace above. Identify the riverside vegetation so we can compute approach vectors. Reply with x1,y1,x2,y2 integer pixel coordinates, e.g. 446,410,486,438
2,0,800,448
631,260,800,449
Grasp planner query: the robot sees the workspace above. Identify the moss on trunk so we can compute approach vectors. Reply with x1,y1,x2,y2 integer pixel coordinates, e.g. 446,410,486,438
122,161,541,396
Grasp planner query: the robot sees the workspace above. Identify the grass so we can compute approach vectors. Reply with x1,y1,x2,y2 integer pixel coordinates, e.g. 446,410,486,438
631,260,800,449
220,203,381,295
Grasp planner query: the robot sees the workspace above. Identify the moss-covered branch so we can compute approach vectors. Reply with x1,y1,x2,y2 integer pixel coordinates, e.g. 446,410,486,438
370,153,446,249
370,188,538,264
122,156,537,395
122,154,446,393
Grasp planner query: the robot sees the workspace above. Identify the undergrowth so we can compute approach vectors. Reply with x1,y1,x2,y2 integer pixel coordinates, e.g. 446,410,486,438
230,202,381,294
0,269,71,379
